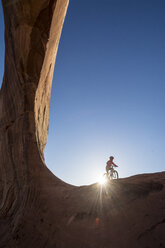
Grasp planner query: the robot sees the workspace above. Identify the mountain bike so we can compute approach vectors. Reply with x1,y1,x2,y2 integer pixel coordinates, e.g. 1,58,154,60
104,166,119,180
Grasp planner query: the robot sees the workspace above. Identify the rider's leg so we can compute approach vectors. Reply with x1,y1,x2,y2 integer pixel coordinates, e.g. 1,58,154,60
106,165,109,174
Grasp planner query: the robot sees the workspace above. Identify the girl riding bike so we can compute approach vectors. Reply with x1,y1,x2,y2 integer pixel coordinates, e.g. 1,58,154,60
105,156,119,180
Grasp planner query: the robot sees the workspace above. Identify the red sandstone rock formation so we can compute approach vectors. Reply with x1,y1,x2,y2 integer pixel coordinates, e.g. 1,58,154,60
0,0,165,247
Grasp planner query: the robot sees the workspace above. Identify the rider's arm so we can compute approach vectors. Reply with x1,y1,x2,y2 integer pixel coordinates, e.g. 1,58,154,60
112,162,118,167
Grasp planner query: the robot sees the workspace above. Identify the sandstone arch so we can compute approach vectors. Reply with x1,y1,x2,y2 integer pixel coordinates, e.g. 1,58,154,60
0,0,165,247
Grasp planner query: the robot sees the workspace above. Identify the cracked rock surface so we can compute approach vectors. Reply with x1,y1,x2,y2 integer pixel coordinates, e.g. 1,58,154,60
0,0,165,247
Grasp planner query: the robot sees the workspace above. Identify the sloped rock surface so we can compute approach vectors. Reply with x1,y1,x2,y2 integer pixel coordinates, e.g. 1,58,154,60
0,0,165,247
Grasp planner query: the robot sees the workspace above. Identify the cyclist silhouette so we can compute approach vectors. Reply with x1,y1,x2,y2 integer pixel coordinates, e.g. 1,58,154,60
106,156,118,174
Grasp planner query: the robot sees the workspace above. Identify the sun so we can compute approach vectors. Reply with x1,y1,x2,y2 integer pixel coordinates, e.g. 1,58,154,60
98,175,106,185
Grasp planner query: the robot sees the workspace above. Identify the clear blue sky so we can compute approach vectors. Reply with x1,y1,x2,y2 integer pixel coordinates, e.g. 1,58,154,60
0,0,165,185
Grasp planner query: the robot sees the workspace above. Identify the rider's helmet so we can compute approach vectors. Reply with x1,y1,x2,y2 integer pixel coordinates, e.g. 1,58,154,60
109,156,114,160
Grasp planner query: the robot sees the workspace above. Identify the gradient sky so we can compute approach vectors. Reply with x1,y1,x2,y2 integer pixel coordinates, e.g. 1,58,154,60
0,0,165,185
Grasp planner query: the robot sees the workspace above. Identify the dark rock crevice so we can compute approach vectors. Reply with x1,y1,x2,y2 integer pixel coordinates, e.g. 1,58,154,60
138,218,165,240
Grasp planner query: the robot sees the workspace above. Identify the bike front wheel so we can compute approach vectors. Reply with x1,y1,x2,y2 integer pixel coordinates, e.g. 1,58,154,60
111,170,119,180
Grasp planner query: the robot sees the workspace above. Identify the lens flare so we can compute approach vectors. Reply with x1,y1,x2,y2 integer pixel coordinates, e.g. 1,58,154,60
98,175,106,185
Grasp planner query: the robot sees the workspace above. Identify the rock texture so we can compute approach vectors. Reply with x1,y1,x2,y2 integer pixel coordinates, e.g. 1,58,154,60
0,0,165,247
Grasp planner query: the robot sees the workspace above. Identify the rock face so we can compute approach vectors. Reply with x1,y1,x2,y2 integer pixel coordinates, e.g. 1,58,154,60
0,0,165,247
